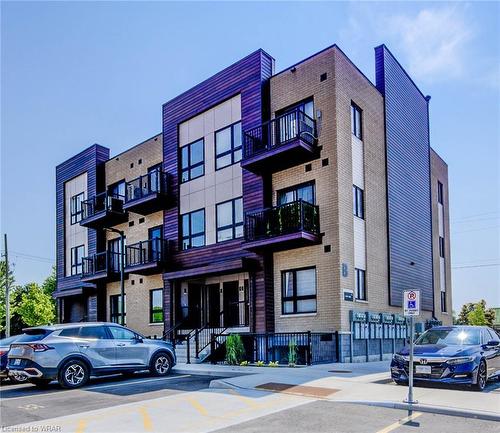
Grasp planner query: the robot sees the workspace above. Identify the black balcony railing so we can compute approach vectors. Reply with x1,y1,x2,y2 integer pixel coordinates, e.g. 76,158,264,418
126,238,168,268
245,200,320,242
125,169,168,203
243,108,316,159
81,251,122,278
81,191,125,220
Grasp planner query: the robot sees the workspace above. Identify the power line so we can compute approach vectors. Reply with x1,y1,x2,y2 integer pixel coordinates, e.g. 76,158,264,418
452,225,499,234
10,250,54,262
451,211,499,222
452,263,499,269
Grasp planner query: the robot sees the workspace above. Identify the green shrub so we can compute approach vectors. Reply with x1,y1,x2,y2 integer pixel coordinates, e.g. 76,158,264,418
240,360,249,367
268,361,279,367
256,360,265,367
225,334,245,365
288,339,298,366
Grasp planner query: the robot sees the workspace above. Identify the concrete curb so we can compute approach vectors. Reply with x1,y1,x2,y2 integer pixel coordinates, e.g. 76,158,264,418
208,379,500,422
334,400,500,422
173,367,252,378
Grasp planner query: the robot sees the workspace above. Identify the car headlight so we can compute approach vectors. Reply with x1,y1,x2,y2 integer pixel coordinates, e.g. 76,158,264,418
393,353,406,363
447,356,474,365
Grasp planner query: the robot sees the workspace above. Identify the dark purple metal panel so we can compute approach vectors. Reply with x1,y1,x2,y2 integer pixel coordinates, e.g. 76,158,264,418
55,144,109,294
375,45,434,311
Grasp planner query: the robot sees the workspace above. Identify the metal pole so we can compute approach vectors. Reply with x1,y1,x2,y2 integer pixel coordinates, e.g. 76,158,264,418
4,234,10,338
406,316,417,405
119,233,125,326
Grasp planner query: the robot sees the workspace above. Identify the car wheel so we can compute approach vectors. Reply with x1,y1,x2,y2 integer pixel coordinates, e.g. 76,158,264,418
150,352,172,377
473,360,487,391
29,378,52,388
10,374,29,385
58,360,89,389
394,380,406,386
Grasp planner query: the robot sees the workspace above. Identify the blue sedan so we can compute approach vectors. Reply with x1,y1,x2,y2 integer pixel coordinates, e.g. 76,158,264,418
391,325,500,391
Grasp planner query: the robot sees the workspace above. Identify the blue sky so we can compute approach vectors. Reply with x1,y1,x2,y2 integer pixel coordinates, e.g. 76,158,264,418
1,1,498,312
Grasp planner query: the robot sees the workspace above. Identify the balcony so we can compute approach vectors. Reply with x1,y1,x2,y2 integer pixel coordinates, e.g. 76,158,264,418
124,238,169,275
81,251,122,283
241,108,317,174
243,200,320,252
80,192,128,229
123,170,170,215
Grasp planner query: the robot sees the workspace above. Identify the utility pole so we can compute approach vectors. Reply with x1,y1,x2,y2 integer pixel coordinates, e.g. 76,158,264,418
4,234,10,338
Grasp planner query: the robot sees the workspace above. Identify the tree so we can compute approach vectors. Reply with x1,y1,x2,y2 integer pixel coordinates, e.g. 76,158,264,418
456,300,495,327
14,283,55,327
467,303,487,326
0,260,15,334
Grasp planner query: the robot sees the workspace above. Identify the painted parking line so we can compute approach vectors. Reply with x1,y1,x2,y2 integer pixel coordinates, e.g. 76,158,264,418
138,406,153,432
75,419,87,433
375,411,422,433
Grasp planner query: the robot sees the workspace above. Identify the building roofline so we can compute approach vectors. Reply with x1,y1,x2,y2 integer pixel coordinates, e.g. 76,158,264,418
55,143,109,170
162,48,275,109
272,43,381,95
430,147,448,167
108,132,162,162
375,44,429,102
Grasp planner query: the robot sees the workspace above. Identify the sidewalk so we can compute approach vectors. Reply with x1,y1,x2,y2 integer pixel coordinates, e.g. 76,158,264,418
174,361,500,421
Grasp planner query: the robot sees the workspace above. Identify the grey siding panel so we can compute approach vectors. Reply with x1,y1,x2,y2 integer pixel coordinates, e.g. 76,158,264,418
375,45,434,311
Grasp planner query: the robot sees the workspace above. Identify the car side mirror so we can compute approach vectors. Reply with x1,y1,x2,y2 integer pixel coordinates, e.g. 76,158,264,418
134,336,143,343
487,340,499,347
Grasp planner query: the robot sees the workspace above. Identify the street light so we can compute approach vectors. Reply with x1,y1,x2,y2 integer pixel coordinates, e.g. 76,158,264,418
105,227,125,326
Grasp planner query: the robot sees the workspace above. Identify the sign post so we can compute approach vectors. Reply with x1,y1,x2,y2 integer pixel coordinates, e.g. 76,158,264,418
403,290,420,406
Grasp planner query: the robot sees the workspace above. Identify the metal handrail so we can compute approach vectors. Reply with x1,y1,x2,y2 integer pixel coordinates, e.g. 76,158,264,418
81,250,122,276
243,108,316,158
125,239,168,267
125,170,168,203
244,199,320,241
82,191,125,219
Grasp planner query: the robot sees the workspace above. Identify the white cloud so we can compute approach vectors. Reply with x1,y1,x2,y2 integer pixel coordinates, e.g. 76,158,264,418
385,5,473,81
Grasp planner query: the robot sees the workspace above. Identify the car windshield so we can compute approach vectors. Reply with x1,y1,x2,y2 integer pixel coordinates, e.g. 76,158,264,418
415,328,481,346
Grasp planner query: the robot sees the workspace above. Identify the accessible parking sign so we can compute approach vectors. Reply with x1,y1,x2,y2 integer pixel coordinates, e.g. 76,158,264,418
403,290,420,316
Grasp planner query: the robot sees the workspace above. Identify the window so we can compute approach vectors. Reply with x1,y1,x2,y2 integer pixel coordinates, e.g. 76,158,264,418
110,294,126,324
109,180,126,199
108,238,124,273
282,267,317,314
439,237,445,258
150,289,163,323
216,122,242,170
108,326,135,340
181,139,204,182
440,291,446,313
353,185,364,219
59,327,81,338
70,192,85,225
181,209,205,250
277,182,315,205
80,326,110,339
351,103,362,140
149,226,163,261
277,99,315,119
216,198,243,242
148,164,162,193
437,181,444,204
71,245,85,275
355,268,366,300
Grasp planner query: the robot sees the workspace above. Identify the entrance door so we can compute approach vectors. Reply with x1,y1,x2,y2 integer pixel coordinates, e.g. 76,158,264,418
223,281,240,327
187,283,202,328
207,284,221,327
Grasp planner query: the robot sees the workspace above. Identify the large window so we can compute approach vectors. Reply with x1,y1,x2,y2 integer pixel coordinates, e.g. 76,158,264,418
70,245,85,276
110,294,126,325
70,192,85,225
150,289,163,323
282,267,317,314
215,122,242,170
439,236,445,258
109,180,126,199
440,291,446,313
437,181,444,204
351,103,362,140
353,185,364,219
181,139,204,183
355,268,366,300
277,182,315,206
108,237,124,273
181,209,205,250
216,198,243,242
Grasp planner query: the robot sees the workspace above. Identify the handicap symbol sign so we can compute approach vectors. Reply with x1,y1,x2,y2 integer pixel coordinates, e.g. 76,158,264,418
403,290,420,316
408,300,416,309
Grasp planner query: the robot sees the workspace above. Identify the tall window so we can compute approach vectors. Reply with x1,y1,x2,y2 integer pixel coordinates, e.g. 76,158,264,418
282,267,317,314
148,164,162,193
277,182,315,205
181,209,205,250
150,289,163,323
70,245,85,275
181,139,204,183
355,268,366,300
215,122,242,170
109,180,126,199
439,237,445,258
216,198,243,242
437,181,444,204
353,185,364,219
70,192,85,225
441,291,446,313
110,294,126,324
351,103,362,140
277,99,314,119
108,237,124,272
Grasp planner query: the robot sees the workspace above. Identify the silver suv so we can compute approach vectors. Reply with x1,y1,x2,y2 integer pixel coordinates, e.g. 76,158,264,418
8,322,176,388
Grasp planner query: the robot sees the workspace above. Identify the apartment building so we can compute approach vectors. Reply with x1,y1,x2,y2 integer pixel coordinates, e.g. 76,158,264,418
54,44,452,362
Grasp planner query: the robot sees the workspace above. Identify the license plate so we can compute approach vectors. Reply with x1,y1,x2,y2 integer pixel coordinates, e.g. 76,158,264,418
12,358,21,366
415,365,431,375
